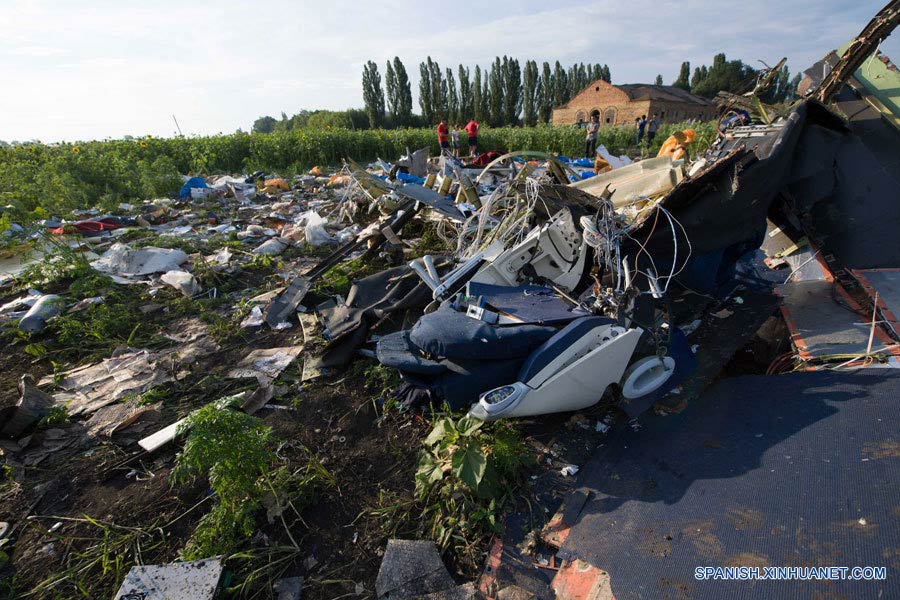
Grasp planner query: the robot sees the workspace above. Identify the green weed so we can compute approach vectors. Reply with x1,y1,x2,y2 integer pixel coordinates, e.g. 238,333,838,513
137,387,168,406
349,361,401,399
37,405,69,428
243,253,277,271
415,416,533,569
51,296,165,360
18,236,106,295
172,402,330,561
311,256,386,298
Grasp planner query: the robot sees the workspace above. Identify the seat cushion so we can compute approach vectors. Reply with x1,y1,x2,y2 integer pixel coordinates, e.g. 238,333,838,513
409,304,557,361
376,330,448,376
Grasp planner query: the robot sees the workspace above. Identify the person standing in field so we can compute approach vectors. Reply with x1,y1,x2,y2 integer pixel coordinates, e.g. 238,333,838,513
465,119,479,156
584,113,600,158
451,125,460,157
647,114,659,144
437,119,450,154
636,115,647,146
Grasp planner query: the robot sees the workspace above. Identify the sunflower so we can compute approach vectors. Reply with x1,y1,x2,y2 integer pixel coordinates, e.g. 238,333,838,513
140,141,148,148
71,146,80,154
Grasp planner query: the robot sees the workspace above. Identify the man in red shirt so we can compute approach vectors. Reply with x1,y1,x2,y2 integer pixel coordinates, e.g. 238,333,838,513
436,119,450,154
464,119,479,156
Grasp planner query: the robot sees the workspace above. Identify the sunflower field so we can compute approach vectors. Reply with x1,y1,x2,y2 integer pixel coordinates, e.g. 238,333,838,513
0,121,717,218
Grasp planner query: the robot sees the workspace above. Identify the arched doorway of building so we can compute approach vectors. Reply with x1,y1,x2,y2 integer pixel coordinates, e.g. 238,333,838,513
575,110,587,124
590,109,601,121
604,107,617,125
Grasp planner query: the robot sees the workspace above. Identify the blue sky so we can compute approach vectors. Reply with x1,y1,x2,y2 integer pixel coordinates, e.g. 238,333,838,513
1,0,896,142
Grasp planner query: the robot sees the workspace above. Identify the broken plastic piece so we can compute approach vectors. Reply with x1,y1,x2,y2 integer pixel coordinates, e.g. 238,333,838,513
160,270,200,297
19,294,64,334
620,356,676,399
91,244,188,278
470,319,642,420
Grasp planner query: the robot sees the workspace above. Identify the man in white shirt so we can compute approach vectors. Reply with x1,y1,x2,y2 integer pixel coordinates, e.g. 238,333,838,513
585,114,600,158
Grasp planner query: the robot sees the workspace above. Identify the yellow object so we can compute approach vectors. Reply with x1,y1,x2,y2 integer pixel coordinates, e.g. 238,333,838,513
328,174,352,187
309,166,323,176
594,156,611,174
263,178,289,191
657,129,696,159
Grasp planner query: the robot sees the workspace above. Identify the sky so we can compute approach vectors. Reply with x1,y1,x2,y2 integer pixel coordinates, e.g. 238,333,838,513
1,0,897,142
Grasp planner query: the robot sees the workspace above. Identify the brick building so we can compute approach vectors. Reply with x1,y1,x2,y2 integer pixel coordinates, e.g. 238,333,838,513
551,80,718,126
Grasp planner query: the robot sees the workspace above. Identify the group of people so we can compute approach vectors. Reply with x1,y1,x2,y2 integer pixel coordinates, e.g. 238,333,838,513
634,114,659,147
581,113,661,159
440,112,668,163
437,119,479,157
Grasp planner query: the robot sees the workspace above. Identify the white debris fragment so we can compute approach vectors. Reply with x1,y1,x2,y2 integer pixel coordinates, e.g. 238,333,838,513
206,247,233,266
91,243,188,277
560,464,580,477
253,238,289,256
241,306,265,328
681,319,702,335
160,270,200,297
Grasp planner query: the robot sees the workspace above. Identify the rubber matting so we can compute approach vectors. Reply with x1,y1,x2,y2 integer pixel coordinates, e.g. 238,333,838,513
556,370,900,600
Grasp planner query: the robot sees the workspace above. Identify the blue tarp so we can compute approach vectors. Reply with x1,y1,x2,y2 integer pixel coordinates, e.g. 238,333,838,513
396,172,426,185
179,176,208,199
571,157,594,168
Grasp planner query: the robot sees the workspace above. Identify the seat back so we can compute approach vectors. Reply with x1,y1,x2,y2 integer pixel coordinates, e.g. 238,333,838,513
518,316,615,384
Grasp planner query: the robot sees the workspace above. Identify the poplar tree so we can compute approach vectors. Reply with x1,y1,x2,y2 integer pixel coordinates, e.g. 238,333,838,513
473,65,485,122
446,67,459,124
552,61,568,106
673,62,691,91
361,61,385,128
502,56,522,125
488,57,504,126
522,60,539,126
539,61,554,122
458,65,473,121
393,57,413,126
419,59,434,124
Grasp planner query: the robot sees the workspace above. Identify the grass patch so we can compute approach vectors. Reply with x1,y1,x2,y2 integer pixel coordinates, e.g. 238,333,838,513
312,256,387,298
17,236,110,298
349,361,402,399
26,515,167,599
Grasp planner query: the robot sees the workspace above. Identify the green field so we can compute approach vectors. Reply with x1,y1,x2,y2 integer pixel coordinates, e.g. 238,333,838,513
0,122,717,218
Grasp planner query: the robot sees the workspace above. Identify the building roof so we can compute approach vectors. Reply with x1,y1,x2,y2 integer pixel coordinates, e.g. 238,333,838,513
614,84,714,105
559,80,713,109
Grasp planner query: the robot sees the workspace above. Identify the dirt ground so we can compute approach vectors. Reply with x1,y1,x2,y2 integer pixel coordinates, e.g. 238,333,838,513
0,349,433,599
0,206,444,599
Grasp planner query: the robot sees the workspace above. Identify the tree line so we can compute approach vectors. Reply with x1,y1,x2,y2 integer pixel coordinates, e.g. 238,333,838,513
367,57,611,129
253,58,611,133
252,53,801,133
